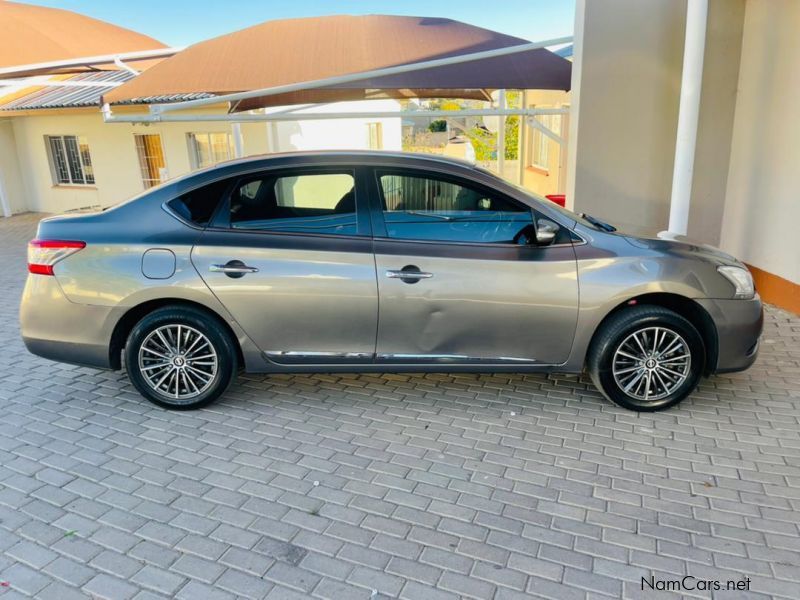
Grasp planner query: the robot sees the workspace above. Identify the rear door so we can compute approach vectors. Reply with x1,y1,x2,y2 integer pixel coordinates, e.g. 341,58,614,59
191,166,378,364
369,167,579,366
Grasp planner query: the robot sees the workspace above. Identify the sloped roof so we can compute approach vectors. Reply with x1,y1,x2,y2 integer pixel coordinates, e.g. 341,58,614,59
0,71,211,111
0,1,166,74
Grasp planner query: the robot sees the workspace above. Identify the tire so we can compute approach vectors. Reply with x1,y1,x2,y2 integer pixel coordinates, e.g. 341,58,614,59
587,305,705,411
125,305,237,410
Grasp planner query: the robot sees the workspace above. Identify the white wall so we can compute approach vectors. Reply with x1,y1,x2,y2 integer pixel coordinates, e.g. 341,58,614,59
266,99,402,153
568,0,747,242
0,120,27,215
5,99,403,215
9,112,238,213
719,0,800,284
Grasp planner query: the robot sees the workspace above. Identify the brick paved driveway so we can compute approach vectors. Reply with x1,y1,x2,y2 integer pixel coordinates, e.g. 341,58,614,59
1,212,799,600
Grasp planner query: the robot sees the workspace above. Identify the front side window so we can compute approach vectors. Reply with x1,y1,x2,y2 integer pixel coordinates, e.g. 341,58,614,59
134,134,167,189
46,135,94,185
188,132,234,169
378,172,531,244
230,172,358,236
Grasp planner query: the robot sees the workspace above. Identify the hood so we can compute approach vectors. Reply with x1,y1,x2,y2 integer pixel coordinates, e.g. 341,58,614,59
621,228,742,266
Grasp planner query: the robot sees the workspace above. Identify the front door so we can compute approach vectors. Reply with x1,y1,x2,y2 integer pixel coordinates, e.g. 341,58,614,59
192,167,378,364
370,169,579,365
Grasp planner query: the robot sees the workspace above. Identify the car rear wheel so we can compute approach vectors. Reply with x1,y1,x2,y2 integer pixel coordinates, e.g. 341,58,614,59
587,305,705,411
125,306,237,410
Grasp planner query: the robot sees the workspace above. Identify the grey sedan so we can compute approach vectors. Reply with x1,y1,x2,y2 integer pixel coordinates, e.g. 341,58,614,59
20,151,762,411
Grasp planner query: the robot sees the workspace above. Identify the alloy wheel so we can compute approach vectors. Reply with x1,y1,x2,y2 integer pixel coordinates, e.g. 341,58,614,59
137,324,218,400
612,326,691,402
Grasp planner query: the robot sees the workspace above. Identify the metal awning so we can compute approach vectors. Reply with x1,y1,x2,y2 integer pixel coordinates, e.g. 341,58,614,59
103,15,572,111
0,1,167,76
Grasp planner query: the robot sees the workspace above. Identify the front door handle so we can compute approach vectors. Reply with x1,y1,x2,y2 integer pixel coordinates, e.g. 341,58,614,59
386,265,433,284
210,260,259,278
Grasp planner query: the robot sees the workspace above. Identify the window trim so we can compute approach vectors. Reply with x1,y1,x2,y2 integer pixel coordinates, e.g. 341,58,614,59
208,166,372,238
134,133,168,190
369,167,535,246
187,131,235,170
45,134,95,186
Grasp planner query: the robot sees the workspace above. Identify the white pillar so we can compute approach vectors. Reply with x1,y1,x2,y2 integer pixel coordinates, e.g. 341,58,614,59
232,123,244,158
667,0,708,235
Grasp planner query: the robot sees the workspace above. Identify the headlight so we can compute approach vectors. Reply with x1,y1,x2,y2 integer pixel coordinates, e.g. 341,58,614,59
717,266,755,299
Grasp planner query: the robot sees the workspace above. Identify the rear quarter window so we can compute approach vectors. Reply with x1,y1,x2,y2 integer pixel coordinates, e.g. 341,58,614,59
168,179,229,226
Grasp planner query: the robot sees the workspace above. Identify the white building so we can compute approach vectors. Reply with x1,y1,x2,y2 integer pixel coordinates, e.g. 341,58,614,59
0,72,401,215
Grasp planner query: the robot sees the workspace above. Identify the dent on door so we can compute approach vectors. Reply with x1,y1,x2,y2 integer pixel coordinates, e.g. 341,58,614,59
374,243,580,365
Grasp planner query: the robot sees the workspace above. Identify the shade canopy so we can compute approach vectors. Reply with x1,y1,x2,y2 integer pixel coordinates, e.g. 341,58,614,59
0,1,166,75
104,15,571,110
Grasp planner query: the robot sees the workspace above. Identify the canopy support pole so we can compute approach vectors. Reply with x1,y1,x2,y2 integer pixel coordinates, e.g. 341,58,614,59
518,91,528,185
667,0,708,235
232,123,244,158
497,90,506,180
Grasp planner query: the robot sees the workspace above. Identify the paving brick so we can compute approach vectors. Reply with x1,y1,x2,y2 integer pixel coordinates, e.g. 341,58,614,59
0,213,799,600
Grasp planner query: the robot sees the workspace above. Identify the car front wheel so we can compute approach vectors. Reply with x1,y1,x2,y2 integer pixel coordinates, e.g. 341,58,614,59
587,305,705,411
125,306,237,410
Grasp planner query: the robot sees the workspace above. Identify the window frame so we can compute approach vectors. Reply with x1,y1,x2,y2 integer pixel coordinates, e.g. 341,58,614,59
187,131,235,170
134,133,167,189
209,166,372,238
368,167,536,247
45,135,95,186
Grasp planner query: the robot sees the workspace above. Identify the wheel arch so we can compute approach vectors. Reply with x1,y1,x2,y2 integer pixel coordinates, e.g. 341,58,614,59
109,298,245,370
588,292,718,375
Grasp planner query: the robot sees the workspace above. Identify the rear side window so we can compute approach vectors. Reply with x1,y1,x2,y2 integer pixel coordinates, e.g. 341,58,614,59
229,172,357,235
168,179,229,226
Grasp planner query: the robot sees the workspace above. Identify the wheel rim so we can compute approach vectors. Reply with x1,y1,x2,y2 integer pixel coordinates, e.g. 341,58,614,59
612,326,691,403
137,324,218,402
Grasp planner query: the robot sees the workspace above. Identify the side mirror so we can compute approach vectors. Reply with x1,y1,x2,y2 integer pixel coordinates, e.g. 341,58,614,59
535,219,559,245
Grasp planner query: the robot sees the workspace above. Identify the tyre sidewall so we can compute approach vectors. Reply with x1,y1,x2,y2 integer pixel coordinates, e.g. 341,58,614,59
125,307,236,410
592,310,705,411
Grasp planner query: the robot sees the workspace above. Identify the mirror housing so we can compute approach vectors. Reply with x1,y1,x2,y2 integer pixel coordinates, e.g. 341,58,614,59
535,219,559,245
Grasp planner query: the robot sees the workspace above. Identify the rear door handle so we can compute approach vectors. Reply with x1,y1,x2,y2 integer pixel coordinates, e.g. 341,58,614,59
210,260,259,278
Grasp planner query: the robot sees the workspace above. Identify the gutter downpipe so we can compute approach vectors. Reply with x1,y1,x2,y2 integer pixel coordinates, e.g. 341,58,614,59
667,0,708,235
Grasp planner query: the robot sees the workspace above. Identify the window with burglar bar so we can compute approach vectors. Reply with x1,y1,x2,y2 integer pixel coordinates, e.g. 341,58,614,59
45,135,95,185
134,134,167,189
188,132,234,169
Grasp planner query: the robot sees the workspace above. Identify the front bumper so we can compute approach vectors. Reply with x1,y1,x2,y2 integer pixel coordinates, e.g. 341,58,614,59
20,274,117,369
696,296,763,374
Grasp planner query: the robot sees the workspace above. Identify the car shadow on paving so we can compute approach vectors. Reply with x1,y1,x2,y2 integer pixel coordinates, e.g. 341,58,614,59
1,212,799,599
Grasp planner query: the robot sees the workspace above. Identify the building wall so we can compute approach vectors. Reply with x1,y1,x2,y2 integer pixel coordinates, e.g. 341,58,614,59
568,0,686,232
688,0,745,245
9,111,237,213
720,0,800,291
569,0,747,238
0,120,27,215
4,99,402,215
265,99,402,153
521,89,569,199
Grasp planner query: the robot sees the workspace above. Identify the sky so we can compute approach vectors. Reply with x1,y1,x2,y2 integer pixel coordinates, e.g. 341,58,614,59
21,0,575,47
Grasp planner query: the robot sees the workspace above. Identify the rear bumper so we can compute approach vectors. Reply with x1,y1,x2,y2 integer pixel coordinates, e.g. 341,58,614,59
20,274,117,369
696,296,763,374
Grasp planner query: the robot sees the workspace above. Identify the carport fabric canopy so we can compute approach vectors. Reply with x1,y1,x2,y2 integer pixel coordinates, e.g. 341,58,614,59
103,15,572,111
0,0,166,75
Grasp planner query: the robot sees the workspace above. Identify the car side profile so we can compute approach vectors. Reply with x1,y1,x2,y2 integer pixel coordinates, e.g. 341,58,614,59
20,151,763,411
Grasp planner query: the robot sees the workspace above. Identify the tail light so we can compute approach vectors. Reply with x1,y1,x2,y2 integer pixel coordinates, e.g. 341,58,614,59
28,239,86,275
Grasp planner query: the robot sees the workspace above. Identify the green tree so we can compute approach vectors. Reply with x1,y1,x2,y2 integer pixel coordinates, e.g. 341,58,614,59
428,119,447,133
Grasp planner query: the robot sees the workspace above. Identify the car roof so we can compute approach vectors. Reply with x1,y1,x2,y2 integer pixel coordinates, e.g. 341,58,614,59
209,149,479,171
